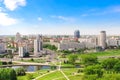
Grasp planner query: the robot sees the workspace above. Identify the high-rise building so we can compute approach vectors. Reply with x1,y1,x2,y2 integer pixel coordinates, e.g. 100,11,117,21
18,42,28,57
15,32,21,42
19,46,24,57
34,34,43,56
74,30,80,38
99,31,106,49
0,42,6,53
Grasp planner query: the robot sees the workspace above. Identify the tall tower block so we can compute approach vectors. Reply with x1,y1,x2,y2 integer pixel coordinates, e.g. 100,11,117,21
34,34,43,56
74,30,80,38
99,31,106,49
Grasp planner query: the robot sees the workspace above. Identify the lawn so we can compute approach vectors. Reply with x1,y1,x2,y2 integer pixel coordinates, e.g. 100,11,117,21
87,49,120,57
68,75,83,80
17,76,27,80
62,68,80,76
17,69,52,80
74,49,120,61
36,71,66,80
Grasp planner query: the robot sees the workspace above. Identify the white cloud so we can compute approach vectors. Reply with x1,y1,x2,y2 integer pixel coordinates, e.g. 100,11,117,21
110,6,120,13
3,0,26,11
81,5,120,17
81,14,89,17
51,15,75,22
38,17,42,21
0,12,18,26
0,7,3,12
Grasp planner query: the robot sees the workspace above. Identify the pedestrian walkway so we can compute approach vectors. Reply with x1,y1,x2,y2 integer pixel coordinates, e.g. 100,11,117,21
33,70,57,80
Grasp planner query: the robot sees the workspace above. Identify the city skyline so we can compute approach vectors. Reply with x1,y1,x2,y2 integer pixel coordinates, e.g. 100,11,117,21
0,0,120,35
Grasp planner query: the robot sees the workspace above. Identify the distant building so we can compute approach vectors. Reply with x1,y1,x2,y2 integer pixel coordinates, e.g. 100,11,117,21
74,30,80,38
34,34,43,56
0,42,6,53
99,31,106,49
18,42,28,57
107,39,120,47
15,32,21,42
58,42,85,51
19,47,24,57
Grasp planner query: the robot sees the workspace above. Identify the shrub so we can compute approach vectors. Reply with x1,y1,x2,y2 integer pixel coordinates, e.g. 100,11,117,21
15,67,26,76
0,68,17,80
102,58,119,70
24,52,29,57
26,74,34,80
8,61,12,64
2,61,7,65
114,61,120,72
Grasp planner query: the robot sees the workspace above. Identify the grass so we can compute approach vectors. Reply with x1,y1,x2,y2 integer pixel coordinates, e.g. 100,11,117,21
72,49,120,61
17,76,27,80
36,71,66,80
17,69,52,80
87,49,120,57
62,68,79,76
61,63,75,68
68,75,83,80
21,58,46,63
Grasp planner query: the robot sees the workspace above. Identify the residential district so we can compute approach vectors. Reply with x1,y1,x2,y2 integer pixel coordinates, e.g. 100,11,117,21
0,30,120,80
0,30,120,56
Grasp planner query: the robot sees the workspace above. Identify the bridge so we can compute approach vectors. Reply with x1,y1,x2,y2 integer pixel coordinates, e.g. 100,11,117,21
0,64,50,67
0,61,51,67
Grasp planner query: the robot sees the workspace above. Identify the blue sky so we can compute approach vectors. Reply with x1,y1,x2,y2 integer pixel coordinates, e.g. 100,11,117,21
0,0,120,35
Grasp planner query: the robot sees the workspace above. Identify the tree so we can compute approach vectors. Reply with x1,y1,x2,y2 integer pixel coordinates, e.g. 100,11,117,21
84,65,103,78
24,52,29,57
114,61,120,72
7,50,13,62
68,54,78,64
15,67,26,76
43,44,57,51
102,58,119,70
95,46,103,52
0,61,2,65
81,55,98,66
0,68,17,80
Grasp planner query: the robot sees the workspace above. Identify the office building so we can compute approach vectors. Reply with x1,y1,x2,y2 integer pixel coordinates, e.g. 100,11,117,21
74,30,80,38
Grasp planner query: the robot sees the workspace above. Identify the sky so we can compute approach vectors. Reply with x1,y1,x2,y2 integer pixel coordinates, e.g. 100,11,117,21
0,0,120,35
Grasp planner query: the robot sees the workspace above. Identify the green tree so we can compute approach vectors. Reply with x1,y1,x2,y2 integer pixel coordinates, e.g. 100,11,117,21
102,58,119,70
24,52,29,57
7,50,13,62
68,54,78,64
81,55,98,66
84,65,103,78
0,68,17,80
43,44,57,51
95,46,103,52
15,67,26,76
114,61,120,72
0,61,2,65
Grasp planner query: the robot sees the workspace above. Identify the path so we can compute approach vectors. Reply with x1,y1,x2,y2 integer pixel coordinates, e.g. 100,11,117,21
33,70,57,80
59,61,70,80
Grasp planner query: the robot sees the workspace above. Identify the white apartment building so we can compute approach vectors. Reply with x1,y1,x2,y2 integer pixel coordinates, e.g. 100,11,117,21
34,35,43,56
58,42,85,50
19,46,28,57
0,42,6,53
107,39,120,47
